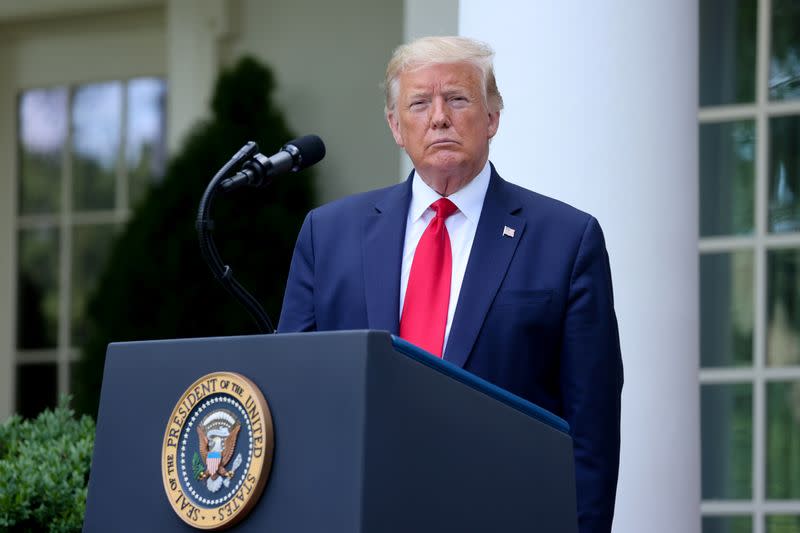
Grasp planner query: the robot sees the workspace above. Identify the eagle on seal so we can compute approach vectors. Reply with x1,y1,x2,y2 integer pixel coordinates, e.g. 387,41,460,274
197,421,241,480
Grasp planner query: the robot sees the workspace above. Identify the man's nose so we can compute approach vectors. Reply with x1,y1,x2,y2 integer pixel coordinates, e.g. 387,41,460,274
430,97,451,128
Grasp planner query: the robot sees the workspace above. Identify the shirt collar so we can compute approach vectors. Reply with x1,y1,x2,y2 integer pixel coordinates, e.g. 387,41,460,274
409,160,491,224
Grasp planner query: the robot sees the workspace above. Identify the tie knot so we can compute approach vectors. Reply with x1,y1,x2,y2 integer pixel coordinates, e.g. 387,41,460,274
431,198,458,220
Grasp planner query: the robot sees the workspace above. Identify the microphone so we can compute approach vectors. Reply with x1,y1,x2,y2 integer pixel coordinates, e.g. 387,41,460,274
220,134,325,192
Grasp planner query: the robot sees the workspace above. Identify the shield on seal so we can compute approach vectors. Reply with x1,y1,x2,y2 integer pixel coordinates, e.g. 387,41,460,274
206,451,222,475
200,410,237,478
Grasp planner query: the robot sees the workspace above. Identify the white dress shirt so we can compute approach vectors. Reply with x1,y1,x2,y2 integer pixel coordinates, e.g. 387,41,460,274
399,160,491,355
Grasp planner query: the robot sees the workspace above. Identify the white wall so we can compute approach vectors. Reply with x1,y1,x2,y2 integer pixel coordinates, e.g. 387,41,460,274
225,0,404,203
460,1,700,531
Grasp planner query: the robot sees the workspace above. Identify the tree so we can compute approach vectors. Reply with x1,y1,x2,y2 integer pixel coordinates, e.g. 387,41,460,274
74,57,316,416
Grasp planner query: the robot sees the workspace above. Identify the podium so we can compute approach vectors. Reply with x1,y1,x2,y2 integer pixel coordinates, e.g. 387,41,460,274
83,330,577,532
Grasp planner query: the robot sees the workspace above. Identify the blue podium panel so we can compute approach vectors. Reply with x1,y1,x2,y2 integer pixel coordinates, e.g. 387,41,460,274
84,330,576,532
362,334,576,533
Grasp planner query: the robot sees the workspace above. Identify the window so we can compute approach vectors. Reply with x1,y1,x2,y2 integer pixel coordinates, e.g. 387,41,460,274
16,78,166,418
699,0,800,532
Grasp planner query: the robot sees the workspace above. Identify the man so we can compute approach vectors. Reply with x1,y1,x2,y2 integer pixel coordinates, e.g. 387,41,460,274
278,36,623,533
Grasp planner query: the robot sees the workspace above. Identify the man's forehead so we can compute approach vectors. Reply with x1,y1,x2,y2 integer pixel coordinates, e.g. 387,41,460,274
399,62,482,92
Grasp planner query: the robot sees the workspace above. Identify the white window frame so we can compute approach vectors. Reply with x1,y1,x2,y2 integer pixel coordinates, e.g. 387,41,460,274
699,0,800,530
0,6,166,418
15,77,164,397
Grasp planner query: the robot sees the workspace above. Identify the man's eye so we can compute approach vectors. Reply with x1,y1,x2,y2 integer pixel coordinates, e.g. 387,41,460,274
409,101,427,109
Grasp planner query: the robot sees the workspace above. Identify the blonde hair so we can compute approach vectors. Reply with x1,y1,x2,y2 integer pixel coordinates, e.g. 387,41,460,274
384,36,504,114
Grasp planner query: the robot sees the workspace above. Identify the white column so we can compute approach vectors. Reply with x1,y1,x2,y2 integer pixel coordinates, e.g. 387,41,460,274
166,0,230,153
460,2,699,532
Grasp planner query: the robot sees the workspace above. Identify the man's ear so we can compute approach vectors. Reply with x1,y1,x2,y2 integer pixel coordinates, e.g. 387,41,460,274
386,111,405,147
487,110,500,139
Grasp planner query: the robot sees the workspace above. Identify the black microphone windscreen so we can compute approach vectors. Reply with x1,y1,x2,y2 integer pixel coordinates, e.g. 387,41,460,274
288,134,326,170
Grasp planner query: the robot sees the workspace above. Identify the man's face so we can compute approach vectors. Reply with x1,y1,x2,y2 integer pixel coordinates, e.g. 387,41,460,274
387,62,499,192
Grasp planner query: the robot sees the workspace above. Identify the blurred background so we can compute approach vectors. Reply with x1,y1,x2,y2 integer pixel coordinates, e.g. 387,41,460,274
0,1,798,532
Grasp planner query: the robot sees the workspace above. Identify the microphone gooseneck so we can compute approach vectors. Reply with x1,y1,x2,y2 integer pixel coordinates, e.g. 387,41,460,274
197,136,325,334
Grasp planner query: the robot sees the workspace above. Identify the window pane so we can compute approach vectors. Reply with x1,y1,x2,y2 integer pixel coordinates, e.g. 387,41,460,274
768,116,800,233
18,87,67,214
767,249,800,366
17,227,59,349
702,383,752,499
127,78,167,207
765,515,800,533
703,516,753,533
16,363,57,419
71,224,117,346
767,381,800,499
700,121,755,237
72,81,122,210
770,0,800,101
69,361,79,395
700,0,757,106
701,252,754,367
767,515,800,533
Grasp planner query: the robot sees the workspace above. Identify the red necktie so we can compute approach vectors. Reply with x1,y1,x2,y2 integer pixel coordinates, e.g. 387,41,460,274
400,198,458,357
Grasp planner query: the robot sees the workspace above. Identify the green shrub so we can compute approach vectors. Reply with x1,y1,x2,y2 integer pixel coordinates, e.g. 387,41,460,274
0,398,95,532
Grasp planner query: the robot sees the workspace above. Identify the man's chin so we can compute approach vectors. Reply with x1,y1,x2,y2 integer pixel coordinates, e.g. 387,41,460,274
418,156,466,176
414,157,482,191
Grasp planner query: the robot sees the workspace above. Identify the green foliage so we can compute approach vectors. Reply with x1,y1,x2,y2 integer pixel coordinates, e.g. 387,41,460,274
0,398,95,532
193,452,205,480
73,56,316,416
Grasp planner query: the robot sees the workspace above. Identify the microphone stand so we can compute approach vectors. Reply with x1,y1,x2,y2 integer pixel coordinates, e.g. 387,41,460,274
196,142,276,334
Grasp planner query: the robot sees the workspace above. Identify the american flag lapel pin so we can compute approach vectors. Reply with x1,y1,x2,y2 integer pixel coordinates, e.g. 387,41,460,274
502,226,516,238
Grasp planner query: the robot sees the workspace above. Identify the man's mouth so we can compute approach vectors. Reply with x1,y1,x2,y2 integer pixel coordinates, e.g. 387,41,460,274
430,139,458,147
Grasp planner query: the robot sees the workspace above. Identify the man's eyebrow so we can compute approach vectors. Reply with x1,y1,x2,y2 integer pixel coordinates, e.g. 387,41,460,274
405,90,430,100
441,87,469,96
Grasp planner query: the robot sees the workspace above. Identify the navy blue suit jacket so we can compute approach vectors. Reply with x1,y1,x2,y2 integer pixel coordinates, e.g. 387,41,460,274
278,166,623,533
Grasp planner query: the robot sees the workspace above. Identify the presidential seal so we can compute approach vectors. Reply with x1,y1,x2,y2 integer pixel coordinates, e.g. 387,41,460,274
162,372,274,530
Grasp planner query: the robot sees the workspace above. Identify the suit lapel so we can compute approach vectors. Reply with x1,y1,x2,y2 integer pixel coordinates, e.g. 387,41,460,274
362,177,412,334
444,169,526,367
